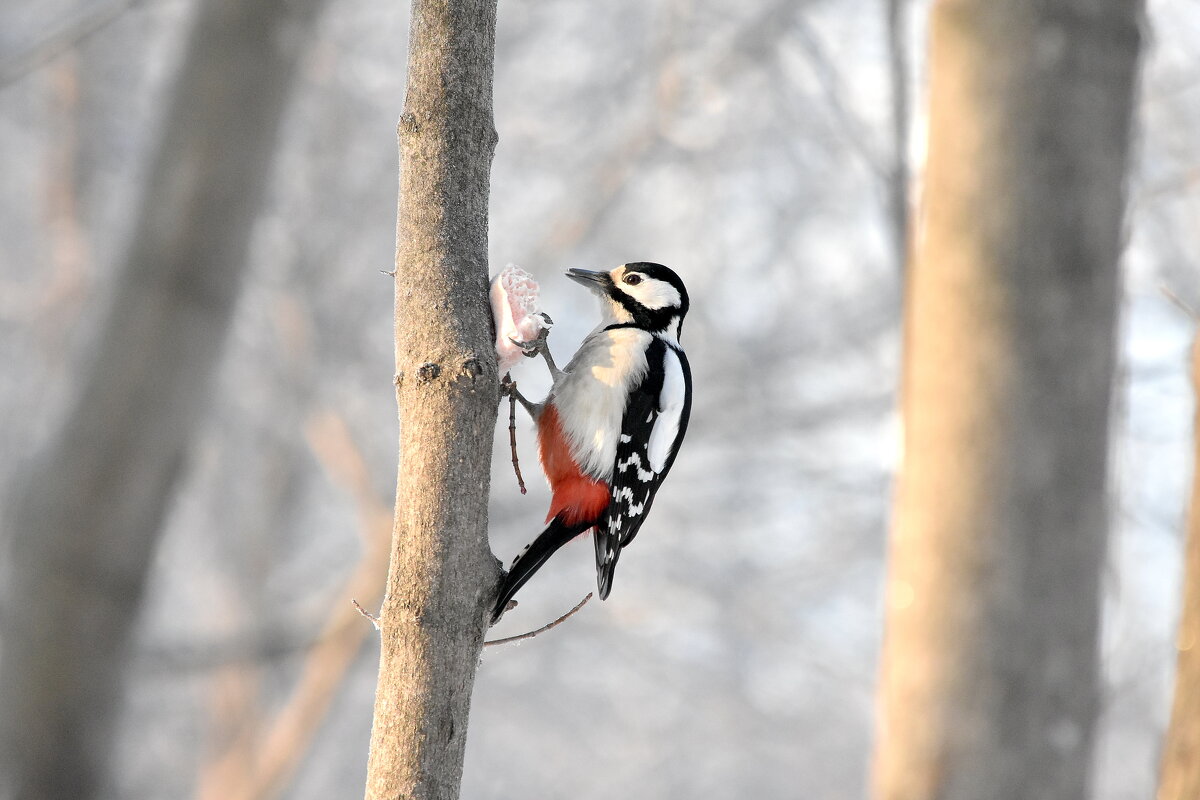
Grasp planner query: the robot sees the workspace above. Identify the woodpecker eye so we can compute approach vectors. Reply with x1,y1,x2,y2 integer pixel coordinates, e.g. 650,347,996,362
624,274,643,286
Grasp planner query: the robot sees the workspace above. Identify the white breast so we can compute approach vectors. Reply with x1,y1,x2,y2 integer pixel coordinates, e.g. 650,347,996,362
550,328,651,480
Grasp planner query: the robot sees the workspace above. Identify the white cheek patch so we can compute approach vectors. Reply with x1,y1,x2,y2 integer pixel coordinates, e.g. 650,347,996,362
647,282,682,310
625,279,681,311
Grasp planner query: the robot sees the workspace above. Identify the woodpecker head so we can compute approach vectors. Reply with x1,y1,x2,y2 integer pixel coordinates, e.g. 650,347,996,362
566,262,689,343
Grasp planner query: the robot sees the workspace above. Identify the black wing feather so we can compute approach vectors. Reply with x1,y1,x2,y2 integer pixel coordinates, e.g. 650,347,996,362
595,339,691,599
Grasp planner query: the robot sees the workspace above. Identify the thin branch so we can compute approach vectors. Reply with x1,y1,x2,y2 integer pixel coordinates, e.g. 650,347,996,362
0,0,147,89
1137,167,1200,202
138,626,334,674
1163,285,1200,322
484,592,593,647
789,14,888,182
506,379,527,495
352,599,381,631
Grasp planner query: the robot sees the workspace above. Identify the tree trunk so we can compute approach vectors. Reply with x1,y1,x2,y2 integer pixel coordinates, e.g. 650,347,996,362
1158,332,1200,800
0,1,327,798
361,1,502,798
873,2,1143,800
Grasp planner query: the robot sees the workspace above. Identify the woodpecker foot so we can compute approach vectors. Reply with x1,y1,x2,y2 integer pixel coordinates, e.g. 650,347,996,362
500,372,540,418
509,315,562,381
509,324,549,359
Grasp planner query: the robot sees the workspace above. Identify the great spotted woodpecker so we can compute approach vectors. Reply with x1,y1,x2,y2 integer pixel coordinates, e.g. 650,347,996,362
492,262,692,623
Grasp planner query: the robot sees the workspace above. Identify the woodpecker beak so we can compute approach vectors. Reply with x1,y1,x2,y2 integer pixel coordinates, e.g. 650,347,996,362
566,268,611,295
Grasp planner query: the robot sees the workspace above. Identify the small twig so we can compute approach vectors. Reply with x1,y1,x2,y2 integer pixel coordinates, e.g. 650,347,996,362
352,599,380,631
484,593,593,647
0,0,146,89
509,390,527,495
1162,285,1200,322
501,373,527,494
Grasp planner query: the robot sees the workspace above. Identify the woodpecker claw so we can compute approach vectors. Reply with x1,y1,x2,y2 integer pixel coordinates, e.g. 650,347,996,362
509,325,550,359
508,324,562,382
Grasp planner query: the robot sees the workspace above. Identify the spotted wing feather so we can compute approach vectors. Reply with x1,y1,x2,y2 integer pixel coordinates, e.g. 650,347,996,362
595,340,692,599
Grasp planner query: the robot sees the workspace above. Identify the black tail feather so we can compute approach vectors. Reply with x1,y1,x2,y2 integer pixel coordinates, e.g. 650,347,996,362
492,515,590,623
593,527,621,601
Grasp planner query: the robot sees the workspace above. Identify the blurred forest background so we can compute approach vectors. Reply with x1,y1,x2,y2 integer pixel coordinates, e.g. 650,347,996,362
0,1,1196,798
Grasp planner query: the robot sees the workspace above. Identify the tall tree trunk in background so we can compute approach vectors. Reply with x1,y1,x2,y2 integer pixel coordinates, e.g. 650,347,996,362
0,1,327,798
873,2,1143,800
1158,333,1200,800
361,1,502,798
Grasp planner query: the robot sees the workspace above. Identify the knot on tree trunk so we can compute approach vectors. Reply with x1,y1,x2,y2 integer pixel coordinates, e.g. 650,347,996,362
416,362,442,384
459,357,484,382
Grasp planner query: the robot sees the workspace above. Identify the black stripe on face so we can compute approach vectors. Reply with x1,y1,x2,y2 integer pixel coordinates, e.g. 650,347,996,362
609,269,686,335
611,288,662,331
609,293,681,336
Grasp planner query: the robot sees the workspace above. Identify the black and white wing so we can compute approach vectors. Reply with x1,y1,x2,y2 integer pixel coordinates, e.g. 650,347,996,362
594,339,692,599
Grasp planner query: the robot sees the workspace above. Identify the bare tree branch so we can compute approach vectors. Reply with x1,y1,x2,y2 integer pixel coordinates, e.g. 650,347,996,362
484,593,593,648
353,599,382,631
0,0,147,89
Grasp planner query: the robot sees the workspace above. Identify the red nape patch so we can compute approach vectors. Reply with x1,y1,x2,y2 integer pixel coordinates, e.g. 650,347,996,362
537,403,610,526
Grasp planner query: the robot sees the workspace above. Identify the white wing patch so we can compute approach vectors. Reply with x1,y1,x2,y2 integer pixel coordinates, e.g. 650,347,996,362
647,347,686,472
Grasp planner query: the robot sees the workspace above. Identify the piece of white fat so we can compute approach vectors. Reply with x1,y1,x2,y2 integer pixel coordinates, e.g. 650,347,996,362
490,263,551,373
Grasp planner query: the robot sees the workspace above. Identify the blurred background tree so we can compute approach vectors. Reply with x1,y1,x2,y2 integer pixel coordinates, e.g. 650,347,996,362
0,0,328,797
0,1,1195,799
1158,329,1200,800
874,2,1142,798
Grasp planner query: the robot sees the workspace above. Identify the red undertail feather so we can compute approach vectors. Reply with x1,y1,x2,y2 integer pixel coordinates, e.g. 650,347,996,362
537,403,609,526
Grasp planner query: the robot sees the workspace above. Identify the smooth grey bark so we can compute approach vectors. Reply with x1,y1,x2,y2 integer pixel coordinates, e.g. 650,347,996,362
0,1,326,798
873,2,1143,799
361,1,502,798
1158,333,1200,800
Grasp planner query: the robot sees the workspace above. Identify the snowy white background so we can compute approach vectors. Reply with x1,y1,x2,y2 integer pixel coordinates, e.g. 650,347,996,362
0,1,1196,797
